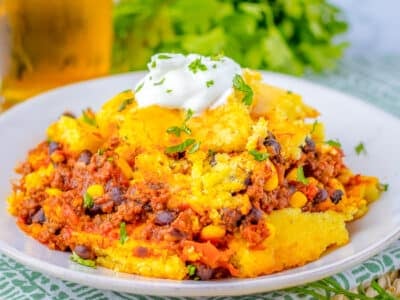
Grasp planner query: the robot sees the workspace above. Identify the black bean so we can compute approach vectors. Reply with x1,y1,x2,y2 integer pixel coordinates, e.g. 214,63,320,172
246,207,263,225
73,245,94,260
154,210,176,226
196,264,213,280
31,208,46,224
313,189,329,204
263,132,281,155
109,187,125,205
78,150,92,165
244,176,252,186
48,141,60,154
87,203,103,216
331,189,344,204
302,137,316,153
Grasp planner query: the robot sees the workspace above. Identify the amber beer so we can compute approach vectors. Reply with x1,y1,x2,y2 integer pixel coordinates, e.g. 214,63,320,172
0,0,112,108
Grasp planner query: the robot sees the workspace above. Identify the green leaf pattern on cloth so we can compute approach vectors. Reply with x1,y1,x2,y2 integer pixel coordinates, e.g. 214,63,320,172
0,240,399,300
1,55,400,299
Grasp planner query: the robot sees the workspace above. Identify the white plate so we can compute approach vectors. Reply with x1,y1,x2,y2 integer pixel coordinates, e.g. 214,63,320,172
0,72,399,297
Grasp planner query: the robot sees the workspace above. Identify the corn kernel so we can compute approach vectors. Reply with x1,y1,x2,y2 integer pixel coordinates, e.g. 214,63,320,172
45,188,62,196
86,184,104,198
264,172,278,191
290,191,308,208
200,225,226,240
286,168,297,182
266,223,276,240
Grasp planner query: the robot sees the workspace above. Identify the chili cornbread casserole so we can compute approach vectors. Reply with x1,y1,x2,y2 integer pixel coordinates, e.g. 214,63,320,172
8,54,384,280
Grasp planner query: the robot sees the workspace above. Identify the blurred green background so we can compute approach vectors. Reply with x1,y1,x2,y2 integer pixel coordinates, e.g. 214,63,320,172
112,0,348,75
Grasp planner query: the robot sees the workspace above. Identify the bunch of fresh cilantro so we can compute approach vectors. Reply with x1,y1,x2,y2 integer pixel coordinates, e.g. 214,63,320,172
113,0,348,75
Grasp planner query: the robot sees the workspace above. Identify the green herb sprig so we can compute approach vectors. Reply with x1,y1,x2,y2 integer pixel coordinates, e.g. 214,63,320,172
325,139,341,148
296,166,308,185
166,109,194,137
83,192,94,208
70,251,96,268
355,142,366,155
120,222,129,245
233,74,253,106
249,149,269,161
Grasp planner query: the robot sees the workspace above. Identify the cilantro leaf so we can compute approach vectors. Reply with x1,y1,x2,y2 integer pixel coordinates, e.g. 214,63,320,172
188,58,208,73
165,139,196,154
325,139,341,148
83,192,94,208
233,74,253,105
153,78,165,86
311,120,318,134
135,82,144,93
206,80,214,88
166,126,182,137
355,142,366,155
249,149,269,161
187,264,196,276
70,251,96,268
119,222,129,245
378,183,389,192
82,110,97,127
188,141,201,154
118,97,134,112
296,166,309,184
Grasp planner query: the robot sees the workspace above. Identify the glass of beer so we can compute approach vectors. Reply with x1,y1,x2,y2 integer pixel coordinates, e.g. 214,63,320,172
0,0,112,109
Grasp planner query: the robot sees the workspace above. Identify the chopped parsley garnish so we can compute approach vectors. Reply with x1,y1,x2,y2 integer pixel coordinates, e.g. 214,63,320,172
232,74,253,106
212,64,217,69
165,139,196,154
97,148,105,156
296,166,309,184
188,141,201,154
166,109,193,136
70,251,96,268
118,97,134,112
210,53,224,61
188,58,208,73
151,60,156,68
206,80,214,88
83,192,94,208
153,78,165,86
166,89,173,94
354,142,366,155
249,149,269,161
82,110,97,127
158,54,172,59
325,139,341,148
187,264,196,276
119,222,129,245
287,90,293,94
135,82,144,93
166,126,182,136
378,183,389,192
311,120,318,134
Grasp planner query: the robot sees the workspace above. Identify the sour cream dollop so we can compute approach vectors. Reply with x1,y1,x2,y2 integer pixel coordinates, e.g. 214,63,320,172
134,53,242,113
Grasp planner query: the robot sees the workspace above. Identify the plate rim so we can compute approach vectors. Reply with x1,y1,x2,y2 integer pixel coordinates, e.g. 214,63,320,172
0,70,399,297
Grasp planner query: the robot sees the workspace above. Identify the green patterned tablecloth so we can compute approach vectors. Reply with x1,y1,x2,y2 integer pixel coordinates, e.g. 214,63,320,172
1,55,399,300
